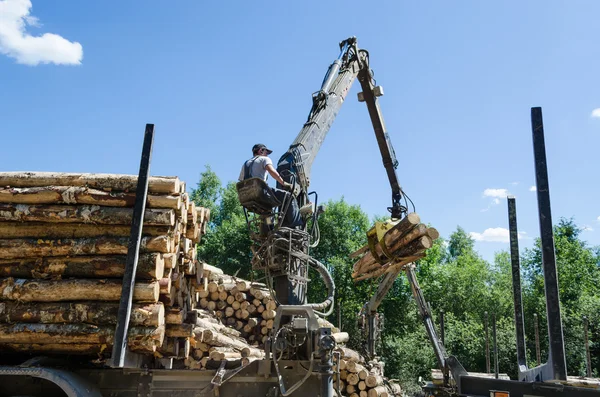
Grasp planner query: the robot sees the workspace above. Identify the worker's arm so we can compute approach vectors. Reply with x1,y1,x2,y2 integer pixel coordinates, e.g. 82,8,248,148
266,164,286,185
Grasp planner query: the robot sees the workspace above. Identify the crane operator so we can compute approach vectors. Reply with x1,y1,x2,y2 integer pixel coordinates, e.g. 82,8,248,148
238,143,302,228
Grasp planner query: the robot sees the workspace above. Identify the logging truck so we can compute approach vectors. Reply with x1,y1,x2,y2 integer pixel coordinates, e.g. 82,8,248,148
1,38,599,397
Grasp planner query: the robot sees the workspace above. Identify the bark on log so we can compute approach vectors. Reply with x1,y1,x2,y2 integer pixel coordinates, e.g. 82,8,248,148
0,236,173,259
332,332,349,344
0,301,164,326
352,213,421,272
157,337,179,357
0,172,180,194
353,254,424,281
165,308,184,325
165,324,194,338
367,385,388,397
0,278,159,302
0,221,174,239
0,186,181,209
0,323,164,352
201,330,249,351
0,254,164,280
365,374,384,388
0,203,175,226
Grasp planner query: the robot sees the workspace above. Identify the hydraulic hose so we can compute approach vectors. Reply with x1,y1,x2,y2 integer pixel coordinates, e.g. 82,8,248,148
288,250,335,316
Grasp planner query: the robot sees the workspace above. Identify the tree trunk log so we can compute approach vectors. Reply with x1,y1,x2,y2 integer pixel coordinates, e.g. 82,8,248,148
0,172,180,194
365,374,384,388
0,254,164,280
0,278,159,302
0,236,173,259
332,332,349,344
0,221,174,239
0,323,164,352
352,213,420,272
367,385,388,397
0,301,164,326
0,186,181,209
165,324,194,338
0,204,174,226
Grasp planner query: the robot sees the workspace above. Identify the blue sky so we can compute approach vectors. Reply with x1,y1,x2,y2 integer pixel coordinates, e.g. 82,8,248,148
1,1,599,262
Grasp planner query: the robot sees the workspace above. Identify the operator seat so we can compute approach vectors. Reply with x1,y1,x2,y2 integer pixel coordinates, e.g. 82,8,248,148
236,178,281,215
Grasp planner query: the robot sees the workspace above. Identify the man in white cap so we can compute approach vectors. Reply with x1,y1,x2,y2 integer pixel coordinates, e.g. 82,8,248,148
239,143,302,228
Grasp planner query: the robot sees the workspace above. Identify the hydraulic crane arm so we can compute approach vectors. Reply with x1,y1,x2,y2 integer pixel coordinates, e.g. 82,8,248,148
276,37,405,219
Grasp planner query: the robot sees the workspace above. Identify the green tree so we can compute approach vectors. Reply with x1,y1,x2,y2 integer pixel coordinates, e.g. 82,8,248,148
521,218,600,376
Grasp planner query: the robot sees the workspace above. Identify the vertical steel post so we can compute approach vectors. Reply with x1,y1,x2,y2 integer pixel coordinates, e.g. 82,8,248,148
531,107,567,380
534,313,541,366
485,312,491,374
584,316,592,378
439,310,445,346
507,196,528,372
493,314,499,379
111,124,154,367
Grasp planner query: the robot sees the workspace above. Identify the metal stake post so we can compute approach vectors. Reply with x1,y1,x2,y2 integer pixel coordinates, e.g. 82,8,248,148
507,196,528,376
111,124,155,367
531,107,567,381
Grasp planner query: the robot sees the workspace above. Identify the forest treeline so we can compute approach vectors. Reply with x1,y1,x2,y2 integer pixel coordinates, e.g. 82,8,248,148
191,167,600,392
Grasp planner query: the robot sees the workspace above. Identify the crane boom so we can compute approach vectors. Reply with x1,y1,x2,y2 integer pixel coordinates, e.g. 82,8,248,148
276,37,405,219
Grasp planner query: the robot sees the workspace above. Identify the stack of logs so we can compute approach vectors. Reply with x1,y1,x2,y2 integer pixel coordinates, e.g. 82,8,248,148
351,213,439,281
335,347,403,397
0,172,209,357
0,171,404,395
184,264,347,369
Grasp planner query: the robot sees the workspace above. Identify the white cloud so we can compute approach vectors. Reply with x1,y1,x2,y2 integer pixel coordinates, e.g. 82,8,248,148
597,216,600,222
470,227,528,243
0,0,82,65
582,225,594,232
591,108,600,119
483,188,510,199
529,186,536,192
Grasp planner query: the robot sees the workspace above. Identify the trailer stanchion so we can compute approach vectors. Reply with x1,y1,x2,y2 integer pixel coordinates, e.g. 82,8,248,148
111,124,155,368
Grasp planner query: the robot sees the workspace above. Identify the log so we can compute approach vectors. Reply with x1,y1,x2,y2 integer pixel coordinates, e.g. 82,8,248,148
352,213,420,272
367,386,388,397
0,236,173,259
394,235,432,258
353,254,424,282
0,254,164,280
165,308,185,325
201,330,250,351
157,337,179,357
202,263,223,278
346,361,365,373
0,278,159,302
388,383,401,396
347,373,360,386
358,381,366,391
178,339,191,360
365,374,384,388
0,203,175,226
0,323,164,352
0,172,180,194
0,186,181,209
165,324,194,338
0,301,164,326
332,332,349,344
0,222,174,239
426,227,440,240
335,346,363,363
